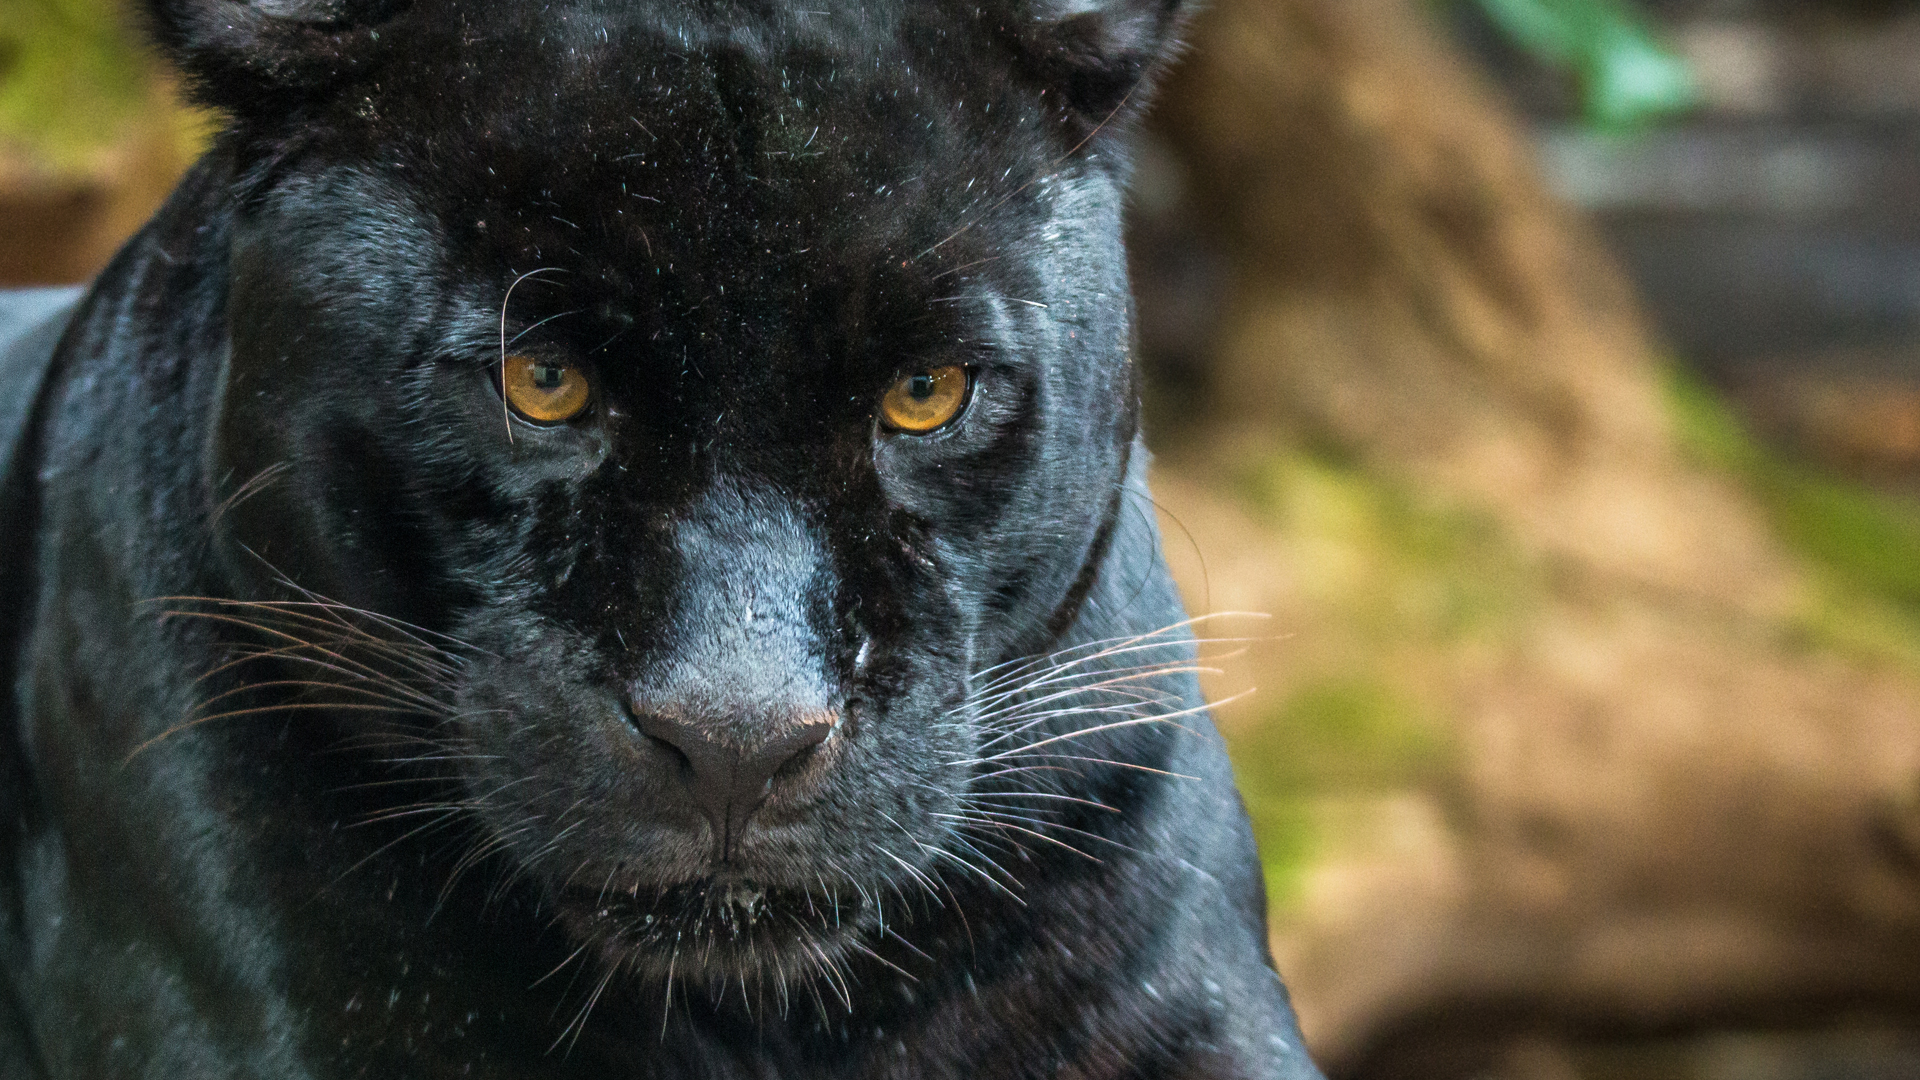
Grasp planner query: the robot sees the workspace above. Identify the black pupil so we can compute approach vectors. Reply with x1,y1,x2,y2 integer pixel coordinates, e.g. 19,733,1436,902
908,373,936,400
533,364,565,390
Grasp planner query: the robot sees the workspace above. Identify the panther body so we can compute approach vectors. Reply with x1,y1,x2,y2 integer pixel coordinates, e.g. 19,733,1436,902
0,1,1322,1076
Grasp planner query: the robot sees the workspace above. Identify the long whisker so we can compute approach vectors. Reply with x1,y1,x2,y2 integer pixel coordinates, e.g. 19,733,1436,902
941,814,1102,862
190,676,440,718
948,807,1130,854
126,701,430,760
959,791,1118,813
158,592,483,657
499,266,566,442
209,461,292,528
155,607,461,690
553,956,623,1055
965,690,1249,765
964,613,1260,695
192,633,450,693
984,754,1202,781
916,84,1143,262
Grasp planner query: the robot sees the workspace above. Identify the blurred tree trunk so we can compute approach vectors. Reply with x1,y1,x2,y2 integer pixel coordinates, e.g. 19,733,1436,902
1139,1,1920,1076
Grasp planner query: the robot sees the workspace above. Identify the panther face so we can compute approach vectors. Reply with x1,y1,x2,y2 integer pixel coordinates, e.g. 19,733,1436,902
199,1,1152,989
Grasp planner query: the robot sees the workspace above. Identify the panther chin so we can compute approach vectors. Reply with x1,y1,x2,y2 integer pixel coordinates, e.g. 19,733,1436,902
554,875,876,990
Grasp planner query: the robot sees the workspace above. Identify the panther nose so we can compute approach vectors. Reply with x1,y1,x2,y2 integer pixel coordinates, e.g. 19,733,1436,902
632,708,834,855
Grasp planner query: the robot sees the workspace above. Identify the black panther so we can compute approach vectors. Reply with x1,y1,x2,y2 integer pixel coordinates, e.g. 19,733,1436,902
0,0,1323,1075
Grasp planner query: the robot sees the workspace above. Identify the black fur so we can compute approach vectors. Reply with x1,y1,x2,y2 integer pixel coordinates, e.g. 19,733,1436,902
0,2,1322,1076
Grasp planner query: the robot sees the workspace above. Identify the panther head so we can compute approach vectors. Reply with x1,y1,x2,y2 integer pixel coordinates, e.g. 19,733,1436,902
153,0,1187,992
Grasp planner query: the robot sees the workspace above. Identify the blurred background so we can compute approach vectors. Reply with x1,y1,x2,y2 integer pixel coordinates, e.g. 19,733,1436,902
7,0,1920,1076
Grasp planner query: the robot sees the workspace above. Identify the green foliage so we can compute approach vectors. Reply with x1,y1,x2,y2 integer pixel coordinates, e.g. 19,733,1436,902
1235,677,1445,794
1228,675,1448,906
0,0,155,171
1663,362,1760,473
1235,449,1530,644
1468,0,1697,130
1222,450,1502,905
1665,365,1920,667
1771,472,1920,607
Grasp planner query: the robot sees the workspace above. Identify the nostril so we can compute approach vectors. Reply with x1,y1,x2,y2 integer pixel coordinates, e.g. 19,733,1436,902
641,730,694,773
763,717,833,785
630,709,702,770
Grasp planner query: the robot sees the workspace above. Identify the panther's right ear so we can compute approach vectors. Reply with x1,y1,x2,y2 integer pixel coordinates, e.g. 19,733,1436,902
1004,0,1191,125
142,0,406,121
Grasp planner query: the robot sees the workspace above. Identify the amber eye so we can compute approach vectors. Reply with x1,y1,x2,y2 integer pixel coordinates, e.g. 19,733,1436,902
502,354,591,424
879,365,969,434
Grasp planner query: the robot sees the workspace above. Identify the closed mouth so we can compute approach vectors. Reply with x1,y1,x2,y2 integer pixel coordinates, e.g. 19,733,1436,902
554,875,868,979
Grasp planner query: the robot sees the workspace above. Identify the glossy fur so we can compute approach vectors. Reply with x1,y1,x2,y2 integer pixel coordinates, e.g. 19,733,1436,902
0,1,1322,1076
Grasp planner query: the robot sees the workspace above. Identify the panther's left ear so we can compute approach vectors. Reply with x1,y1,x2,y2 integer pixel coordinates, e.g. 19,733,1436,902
1008,0,1189,124
142,0,406,123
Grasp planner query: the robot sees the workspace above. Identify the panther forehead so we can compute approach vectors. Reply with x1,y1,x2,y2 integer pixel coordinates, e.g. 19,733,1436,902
264,5,1070,288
